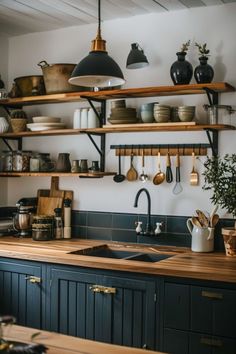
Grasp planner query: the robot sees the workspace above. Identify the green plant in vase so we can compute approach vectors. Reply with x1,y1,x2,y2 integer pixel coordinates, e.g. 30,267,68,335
194,42,214,83
170,40,193,85
202,154,236,227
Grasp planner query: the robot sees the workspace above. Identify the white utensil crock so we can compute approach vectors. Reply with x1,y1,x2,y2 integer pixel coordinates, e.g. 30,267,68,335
187,218,214,252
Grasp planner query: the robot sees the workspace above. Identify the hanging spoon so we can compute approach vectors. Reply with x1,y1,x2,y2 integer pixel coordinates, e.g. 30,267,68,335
165,151,173,183
139,148,148,182
113,150,125,183
126,152,138,181
173,152,183,195
153,152,165,185
190,151,199,186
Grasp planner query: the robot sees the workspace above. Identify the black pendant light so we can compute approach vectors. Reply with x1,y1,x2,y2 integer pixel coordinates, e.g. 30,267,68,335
126,43,149,69
69,0,125,88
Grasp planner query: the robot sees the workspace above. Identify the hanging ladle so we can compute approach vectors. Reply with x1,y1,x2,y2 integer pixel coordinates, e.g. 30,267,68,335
153,152,165,185
139,148,149,182
113,149,125,183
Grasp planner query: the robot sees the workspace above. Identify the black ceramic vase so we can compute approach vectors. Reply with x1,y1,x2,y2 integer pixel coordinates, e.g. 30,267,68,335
170,52,193,85
194,56,214,83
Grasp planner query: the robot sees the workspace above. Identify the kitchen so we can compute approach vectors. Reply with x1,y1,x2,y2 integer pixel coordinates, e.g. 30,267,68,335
0,1,236,353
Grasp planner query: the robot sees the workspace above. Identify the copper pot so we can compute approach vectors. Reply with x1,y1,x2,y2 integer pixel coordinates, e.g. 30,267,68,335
14,75,45,97
38,60,89,94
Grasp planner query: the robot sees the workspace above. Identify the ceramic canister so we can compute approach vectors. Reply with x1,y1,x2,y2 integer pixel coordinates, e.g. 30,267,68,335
187,218,214,252
0,117,9,133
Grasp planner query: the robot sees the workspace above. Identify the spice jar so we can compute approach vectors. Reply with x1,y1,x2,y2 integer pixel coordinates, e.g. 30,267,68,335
3,150,13,171
12,151,22,171
22,151,32,172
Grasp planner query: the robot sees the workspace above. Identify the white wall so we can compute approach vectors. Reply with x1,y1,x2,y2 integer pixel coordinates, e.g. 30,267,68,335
0,35,8,205
6,4,236,218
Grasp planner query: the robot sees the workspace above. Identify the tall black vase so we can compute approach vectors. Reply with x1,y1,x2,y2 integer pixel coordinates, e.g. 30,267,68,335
170,52,193,85
194,56,214,84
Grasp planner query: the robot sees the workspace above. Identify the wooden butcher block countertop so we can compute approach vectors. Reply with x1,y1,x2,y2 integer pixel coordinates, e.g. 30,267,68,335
5,325,165,354
0,237,235,283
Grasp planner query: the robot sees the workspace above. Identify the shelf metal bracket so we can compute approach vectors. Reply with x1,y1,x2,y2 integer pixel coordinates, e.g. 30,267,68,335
203,87,219,106
205,129,218,157
2,137,22,151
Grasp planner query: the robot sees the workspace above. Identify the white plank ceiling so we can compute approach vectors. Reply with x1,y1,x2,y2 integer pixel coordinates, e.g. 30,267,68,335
0,0,236,37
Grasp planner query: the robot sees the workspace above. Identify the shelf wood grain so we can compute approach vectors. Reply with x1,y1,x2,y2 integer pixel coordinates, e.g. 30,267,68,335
0,172,116,178
0,82,234,107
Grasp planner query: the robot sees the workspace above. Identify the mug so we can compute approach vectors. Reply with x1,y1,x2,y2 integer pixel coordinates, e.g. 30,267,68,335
71,160,80,173
90,160,100,172
79,159,88,173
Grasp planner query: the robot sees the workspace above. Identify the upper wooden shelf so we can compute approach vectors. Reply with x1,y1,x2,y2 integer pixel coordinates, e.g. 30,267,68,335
0,82,234,107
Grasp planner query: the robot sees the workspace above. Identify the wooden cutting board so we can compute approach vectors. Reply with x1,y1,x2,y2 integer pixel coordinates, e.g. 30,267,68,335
37,196,63,215
37,177,73,215
37,177,73,201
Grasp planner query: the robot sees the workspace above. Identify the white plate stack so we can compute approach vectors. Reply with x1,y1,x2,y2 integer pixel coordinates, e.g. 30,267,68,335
27,116,65,131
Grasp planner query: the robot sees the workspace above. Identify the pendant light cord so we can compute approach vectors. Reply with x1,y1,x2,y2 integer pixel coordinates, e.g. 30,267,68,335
98,0,101,35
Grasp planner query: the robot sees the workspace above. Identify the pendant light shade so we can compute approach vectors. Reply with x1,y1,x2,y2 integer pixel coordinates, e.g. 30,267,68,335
69,0,125,88
126,43,149,69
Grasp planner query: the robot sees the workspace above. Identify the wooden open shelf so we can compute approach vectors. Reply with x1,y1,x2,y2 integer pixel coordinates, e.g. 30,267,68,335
0,124,234,139
0,82,234,107
0,171,116,178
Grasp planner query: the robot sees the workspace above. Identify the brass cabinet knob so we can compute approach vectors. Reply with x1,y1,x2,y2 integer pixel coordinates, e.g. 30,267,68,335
201,290,223,300
25,276,41,284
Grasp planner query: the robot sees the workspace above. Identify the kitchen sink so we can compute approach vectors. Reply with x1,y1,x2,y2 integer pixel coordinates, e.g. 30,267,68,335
69,245,173,263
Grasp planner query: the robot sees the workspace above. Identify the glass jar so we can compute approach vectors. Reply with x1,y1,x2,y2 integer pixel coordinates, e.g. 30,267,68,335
30,153,40,172
22,151,32,172
3,150,13,171
12,151,23,171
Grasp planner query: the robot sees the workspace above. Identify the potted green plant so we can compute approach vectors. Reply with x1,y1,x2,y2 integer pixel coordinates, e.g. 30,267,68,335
170,40,193,85
203,154,236,220
9,109,28,133
194,42,214,83
0,315,47,353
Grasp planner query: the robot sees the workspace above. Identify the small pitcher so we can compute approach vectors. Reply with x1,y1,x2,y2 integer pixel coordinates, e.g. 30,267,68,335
56,153,71,172
187,218,214,252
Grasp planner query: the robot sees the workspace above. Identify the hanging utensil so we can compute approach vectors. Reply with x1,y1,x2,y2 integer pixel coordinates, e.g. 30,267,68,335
173,152,183,195
153,152,165,185
139,148,148,182
113,150,125,183
126,152,138,181
190,151,199,186
165,151,173,183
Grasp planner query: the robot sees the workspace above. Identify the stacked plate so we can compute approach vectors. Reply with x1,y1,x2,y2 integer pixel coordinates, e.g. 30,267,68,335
154,104,171,123
27,116,66,131
108,107,138,124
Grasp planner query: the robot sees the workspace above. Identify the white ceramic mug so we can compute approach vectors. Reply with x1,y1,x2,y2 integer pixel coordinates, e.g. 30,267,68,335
187,218,214,252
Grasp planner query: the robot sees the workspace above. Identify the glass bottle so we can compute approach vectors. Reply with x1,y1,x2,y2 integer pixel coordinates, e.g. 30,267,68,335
54,208,64,239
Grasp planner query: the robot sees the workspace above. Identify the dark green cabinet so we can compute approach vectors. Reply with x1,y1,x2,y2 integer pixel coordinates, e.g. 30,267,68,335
0,258,43,329
163,281,236,354
48,265,156,350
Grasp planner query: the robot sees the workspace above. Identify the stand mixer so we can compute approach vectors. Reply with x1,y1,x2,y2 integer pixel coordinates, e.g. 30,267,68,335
13,198,37,237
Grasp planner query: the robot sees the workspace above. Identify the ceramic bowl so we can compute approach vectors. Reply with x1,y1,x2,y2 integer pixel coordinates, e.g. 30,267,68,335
178,111,195,122
32,116,61,123
154,112,170,123
111,100,126,109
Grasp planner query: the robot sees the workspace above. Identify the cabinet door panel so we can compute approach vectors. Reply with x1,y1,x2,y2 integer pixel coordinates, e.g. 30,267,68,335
164,283,189,330
191,286,236,338
163,328,190,354
0,259,42,329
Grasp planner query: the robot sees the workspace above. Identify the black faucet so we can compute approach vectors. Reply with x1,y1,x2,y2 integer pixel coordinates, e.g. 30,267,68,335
134,188,153,235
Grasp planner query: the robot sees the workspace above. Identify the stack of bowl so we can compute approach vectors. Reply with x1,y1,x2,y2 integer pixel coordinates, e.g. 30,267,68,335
154,104,171,123
178,106,195,122
108,100,137,124
140,102,158,123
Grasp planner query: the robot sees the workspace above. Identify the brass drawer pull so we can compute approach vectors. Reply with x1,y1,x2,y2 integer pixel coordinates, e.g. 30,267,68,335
89,285,116,294
201,337,223,347
201,290,223,300
25,276,41,284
